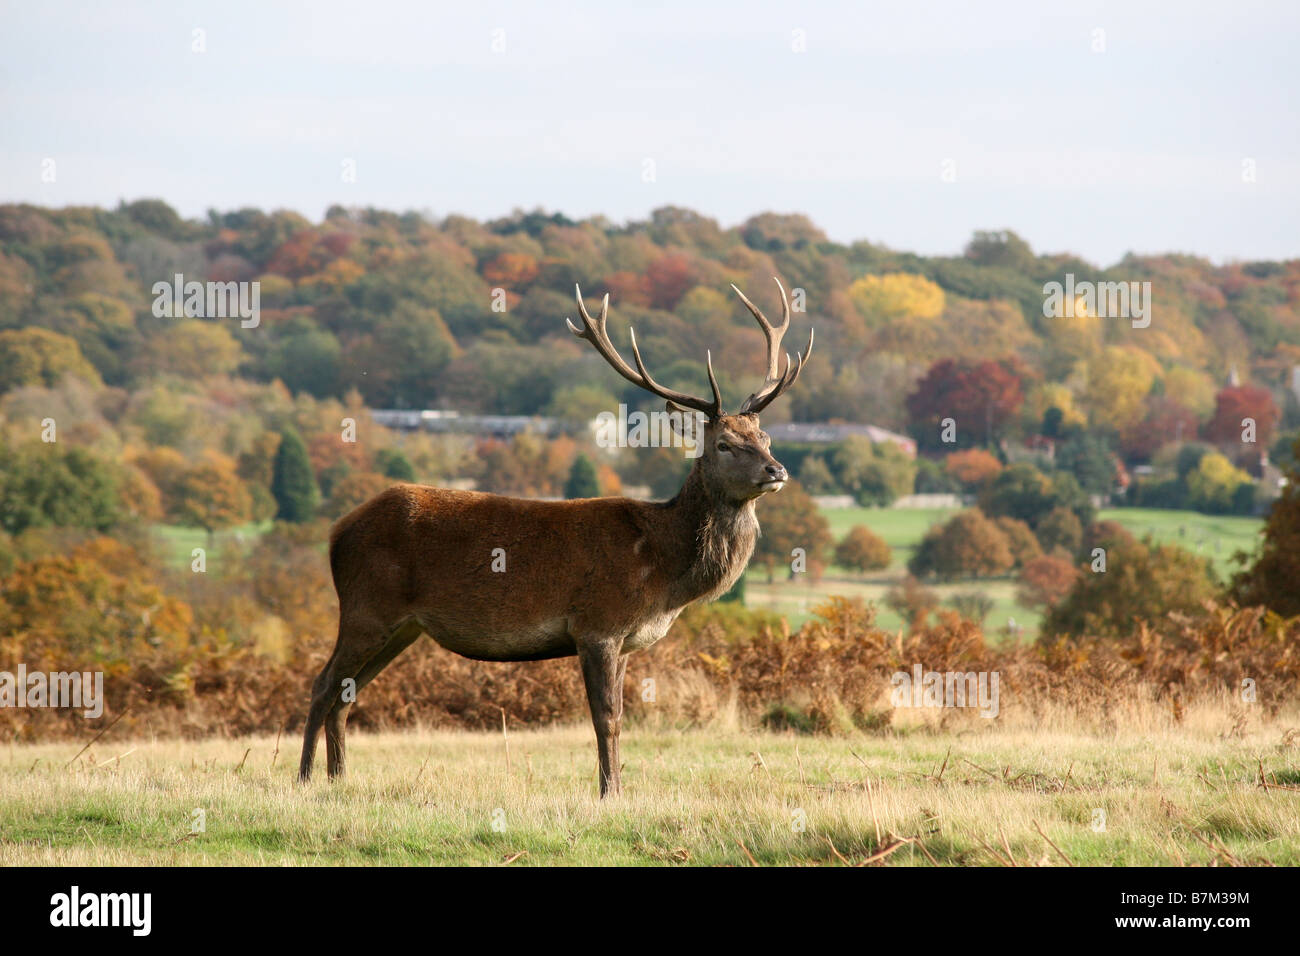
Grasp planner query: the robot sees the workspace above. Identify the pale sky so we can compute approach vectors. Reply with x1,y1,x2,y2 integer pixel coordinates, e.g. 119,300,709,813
2,0,1297,266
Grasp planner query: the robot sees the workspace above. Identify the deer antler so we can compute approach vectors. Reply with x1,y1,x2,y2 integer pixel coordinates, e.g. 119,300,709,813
730,277,815,415
567,285,722,418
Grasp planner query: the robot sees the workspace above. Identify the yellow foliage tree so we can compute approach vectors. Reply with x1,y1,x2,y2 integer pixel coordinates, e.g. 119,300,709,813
847,273,945,324
1082,346,1160,431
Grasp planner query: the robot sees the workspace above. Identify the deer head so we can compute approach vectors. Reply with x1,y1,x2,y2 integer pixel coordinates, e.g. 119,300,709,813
567,277,814,503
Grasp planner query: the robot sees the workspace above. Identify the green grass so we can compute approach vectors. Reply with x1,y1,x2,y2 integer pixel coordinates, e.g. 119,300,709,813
1095,508,1263,579
751,505,1263,636
152,520,273,567
746,573,1039,637
3,710,1296,865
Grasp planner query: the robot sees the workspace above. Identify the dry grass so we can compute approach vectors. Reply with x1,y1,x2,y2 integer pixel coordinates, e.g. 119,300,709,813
2,696,1297,866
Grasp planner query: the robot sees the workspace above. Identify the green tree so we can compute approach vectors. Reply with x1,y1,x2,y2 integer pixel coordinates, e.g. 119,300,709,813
830,436,916,506
271,429,320,523
564,454,601,499
0,444,122,535
1043,536,1216,639
375,448,416,482
0,327,100,393
1054,433,1117,497
980,462,1093,529
1230,435,1300,615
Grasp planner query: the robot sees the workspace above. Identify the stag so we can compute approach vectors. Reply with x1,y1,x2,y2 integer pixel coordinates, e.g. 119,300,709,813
299,279,813,795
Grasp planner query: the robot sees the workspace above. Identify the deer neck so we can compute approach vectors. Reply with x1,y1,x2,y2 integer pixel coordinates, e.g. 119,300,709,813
659,465,758,607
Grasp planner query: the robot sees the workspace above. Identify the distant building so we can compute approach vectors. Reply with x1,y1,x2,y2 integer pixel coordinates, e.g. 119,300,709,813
370,409,560,438
765,422,917,458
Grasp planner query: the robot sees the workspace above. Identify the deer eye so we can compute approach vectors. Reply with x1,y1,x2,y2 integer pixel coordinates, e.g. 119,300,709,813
716,441,732,453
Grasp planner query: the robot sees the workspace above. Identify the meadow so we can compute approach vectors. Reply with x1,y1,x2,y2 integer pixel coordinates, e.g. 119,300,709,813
745,506,1264,635
3,696,1296,866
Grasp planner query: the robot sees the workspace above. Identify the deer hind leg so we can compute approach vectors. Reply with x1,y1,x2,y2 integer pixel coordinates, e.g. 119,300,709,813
578,642,630,798
321,618,424,780
299,646,341,782
298,615,406,783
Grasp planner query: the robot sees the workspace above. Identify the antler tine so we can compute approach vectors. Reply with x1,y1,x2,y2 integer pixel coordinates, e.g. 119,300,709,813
731,276,792,383
740,325,815,415
568,284,722,417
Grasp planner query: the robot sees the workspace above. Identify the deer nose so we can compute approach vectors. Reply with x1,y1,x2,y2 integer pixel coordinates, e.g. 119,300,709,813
765,463,788,481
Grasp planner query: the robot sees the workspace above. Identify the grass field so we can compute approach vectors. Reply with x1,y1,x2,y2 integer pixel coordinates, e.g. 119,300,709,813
747,506,1264,635
152,520,273,567
3,701,1297,866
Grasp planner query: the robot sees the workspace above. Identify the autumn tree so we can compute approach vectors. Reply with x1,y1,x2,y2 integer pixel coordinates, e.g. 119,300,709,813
833,525,892,573
993,516,1042,567
906,358,1024,451
643,253,698,310
1184,452,1254,514
753,482,832,582
944,448,1003,491
1016,554,1080,610
1082,346,1159,431
908,510,1014,579
0,538,193,663
322,470,392,520
0,328,100,393
847,272,945,325
1204,384,1279,449
172,453,253,537
1231,436,1300,615
138,320,243,379
1043,536,1216,639
1034,506,1084,555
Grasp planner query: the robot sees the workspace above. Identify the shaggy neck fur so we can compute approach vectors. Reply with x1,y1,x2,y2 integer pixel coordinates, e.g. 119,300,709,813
660,464,760,607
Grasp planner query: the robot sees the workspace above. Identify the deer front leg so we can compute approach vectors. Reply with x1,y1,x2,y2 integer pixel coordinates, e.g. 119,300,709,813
578,641,627,798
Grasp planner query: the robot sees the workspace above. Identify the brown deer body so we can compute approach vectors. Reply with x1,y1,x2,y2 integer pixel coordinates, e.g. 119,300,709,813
299,279,812,795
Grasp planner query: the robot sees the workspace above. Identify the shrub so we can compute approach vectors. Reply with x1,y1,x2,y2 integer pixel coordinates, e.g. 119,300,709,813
1231,435,1300,615
1043,535,1217,639
834,525,892,572
884,575,940,630
1035,506,1083,555
993,516,1041,567
1016,554,1080,610
947,591,995,625
908,510,1014,579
